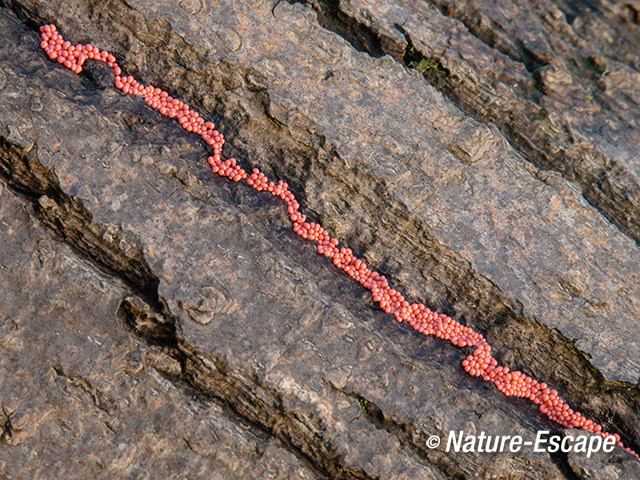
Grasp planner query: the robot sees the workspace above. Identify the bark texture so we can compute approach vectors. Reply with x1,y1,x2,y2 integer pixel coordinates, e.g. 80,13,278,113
1,0,639,478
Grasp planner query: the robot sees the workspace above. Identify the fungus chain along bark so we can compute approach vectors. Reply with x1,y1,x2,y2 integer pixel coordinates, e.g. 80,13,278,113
38,23,638,461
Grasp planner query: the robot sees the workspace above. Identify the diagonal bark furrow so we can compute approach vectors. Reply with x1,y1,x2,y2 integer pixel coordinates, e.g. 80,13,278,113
333,387,468,480
295,0,640,249
0,136,370,480
2,0,639,457
332,385,590,480
422,0,548,74
118,296,364,480
0,136,165,315
294,144,640,454
176,343,374,480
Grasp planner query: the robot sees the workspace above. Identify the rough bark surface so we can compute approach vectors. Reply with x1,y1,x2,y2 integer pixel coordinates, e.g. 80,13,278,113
0,0,639,478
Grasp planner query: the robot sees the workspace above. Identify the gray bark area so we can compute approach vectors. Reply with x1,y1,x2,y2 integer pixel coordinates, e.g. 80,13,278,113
0,0,639,478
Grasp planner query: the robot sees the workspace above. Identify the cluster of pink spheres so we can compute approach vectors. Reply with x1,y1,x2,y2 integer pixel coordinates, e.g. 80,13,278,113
39,24,638,460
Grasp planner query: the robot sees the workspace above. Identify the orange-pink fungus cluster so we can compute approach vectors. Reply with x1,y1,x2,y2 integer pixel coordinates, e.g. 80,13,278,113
39,23,638,460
